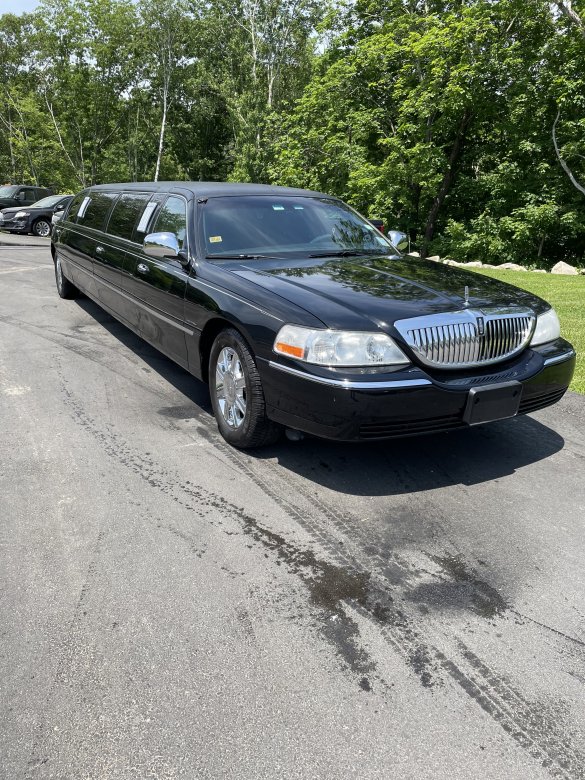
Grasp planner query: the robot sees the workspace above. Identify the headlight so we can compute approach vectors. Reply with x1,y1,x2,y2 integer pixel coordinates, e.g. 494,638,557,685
14,211,29,218
274,325,409,366
531,308,561,346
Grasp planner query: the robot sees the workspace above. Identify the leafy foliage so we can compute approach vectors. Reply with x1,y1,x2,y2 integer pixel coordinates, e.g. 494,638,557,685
0,0,584,267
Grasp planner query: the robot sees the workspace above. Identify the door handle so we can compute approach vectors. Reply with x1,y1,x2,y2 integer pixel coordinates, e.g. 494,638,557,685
137,263,149,274
95,245,104,254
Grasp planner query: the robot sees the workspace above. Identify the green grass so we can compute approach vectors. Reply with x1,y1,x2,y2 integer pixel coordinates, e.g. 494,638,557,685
470,268,584,394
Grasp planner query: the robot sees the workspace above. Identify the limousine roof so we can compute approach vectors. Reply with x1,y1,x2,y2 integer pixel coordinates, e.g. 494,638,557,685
87,181,332,199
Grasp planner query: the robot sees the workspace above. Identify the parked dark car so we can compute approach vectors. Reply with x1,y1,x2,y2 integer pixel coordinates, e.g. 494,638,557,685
51,182,575,448
0,194,73,237
0,184,53,210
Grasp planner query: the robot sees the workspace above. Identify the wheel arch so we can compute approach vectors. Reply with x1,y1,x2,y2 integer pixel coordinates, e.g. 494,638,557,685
199,318,245,385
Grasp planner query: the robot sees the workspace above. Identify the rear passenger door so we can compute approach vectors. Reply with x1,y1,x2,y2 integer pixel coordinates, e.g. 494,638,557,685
65,191,117,292
94,192,151,323
121,194,190,368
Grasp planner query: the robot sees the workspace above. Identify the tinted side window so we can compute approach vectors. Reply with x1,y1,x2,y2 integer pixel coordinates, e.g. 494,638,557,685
134,194,166,244
78,192,117,230
152,196,187,249
107,193,151,241
65,192,87,221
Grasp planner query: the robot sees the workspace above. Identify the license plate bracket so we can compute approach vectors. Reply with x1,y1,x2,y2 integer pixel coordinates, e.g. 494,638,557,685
463,381,522,425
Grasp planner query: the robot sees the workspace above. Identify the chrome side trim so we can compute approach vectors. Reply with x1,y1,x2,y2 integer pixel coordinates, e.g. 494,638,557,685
268,361,432,389
543,350,576,367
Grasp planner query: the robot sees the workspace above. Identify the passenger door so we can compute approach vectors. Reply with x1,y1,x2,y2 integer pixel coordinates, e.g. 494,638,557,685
63,191,117,292
122,195,190,368
95,192,151,323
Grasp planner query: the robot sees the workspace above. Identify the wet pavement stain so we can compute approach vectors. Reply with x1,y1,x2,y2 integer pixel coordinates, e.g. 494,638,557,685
238,515,379,681
406,551,508,620
431,553,508,619
359,677,372,692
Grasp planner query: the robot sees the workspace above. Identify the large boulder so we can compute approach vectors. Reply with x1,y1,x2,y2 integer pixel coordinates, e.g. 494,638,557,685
551,261,579,275
499,262,527,271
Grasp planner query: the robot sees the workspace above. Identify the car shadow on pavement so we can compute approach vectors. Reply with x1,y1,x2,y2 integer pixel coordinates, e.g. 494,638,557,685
76,298,565,497
256,417,565,495
75,298,212,412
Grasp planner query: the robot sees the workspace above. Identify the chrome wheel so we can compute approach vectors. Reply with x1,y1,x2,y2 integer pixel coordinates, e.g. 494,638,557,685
33,219,51,237
215,346,247,429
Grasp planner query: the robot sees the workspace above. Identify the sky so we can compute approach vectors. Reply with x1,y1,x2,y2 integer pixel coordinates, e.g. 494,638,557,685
1,0,40,14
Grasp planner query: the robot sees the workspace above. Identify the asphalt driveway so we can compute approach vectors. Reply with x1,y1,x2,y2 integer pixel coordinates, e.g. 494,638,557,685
1,234,584,779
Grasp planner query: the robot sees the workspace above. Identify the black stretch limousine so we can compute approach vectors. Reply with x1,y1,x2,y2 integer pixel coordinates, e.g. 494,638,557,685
51,182,576,448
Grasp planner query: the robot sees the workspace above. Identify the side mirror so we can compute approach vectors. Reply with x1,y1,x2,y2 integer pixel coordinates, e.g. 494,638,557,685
15,191,25,201
388,230,409,252
143,231,180,259
54,204,65,212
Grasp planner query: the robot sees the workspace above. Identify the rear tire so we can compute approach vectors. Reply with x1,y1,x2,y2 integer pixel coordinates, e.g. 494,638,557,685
54,254,79,299
209,328,281,449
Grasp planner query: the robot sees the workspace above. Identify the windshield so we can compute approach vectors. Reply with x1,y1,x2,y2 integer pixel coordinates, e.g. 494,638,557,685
0,186,18,197
31,195,68,209
201,196,394,258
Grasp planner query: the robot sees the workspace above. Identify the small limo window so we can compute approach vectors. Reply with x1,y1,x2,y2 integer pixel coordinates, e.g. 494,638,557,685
135,200,159,240
152,196,187,249
107,193,151,241
65,192,87,221
78,192,117,230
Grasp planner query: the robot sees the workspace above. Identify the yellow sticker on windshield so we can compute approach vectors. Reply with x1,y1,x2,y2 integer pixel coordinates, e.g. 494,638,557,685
209,235,222,243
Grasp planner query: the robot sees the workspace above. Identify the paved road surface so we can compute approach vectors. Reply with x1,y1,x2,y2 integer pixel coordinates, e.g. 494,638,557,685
1,235,584,779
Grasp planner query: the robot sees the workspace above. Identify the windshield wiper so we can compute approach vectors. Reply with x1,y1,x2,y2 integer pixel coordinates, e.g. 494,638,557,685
206,253,284,260
308,249,385,258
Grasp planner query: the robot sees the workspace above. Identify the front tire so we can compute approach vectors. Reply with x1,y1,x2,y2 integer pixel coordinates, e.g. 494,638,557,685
54,254,79,299
209,328,280,449
32,218,51,237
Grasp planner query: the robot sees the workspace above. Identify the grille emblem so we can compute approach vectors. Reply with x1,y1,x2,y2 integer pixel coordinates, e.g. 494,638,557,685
476,316,485,336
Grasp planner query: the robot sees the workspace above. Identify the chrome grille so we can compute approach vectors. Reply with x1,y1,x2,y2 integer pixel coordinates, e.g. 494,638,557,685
394,308,535,369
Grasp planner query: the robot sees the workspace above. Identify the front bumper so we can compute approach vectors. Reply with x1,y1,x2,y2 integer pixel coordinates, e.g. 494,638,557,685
0,217,30,233
259,338,576,441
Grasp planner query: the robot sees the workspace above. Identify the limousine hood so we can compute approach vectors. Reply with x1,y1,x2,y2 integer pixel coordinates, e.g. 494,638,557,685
232,255,549,331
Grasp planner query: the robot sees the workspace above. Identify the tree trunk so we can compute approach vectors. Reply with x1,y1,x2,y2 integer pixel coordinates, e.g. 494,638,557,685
554,1,585,39
8,115,16,182
552,109,585,196
422,109,473,256
154,87,168,182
